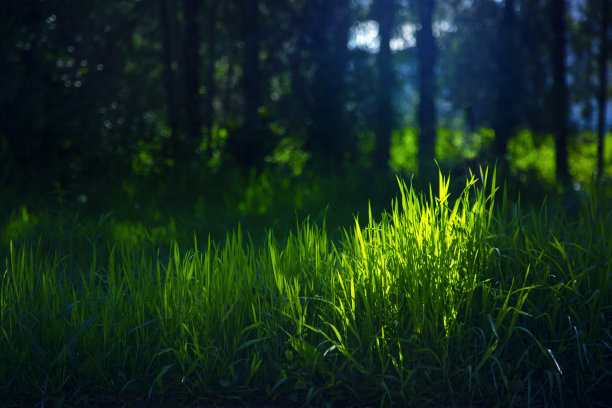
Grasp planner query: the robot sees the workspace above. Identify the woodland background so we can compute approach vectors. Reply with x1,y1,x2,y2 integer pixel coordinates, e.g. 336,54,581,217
1,0,611,236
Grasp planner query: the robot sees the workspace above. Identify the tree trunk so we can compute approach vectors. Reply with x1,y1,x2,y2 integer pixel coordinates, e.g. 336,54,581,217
302,1,351,169
550,0,570,184
160,0,178,141
203,0,217,158
492,0,518,166
373,0,395,171
597,0,609,181
416,0,437,174
238,0,262,167
182,0,203,156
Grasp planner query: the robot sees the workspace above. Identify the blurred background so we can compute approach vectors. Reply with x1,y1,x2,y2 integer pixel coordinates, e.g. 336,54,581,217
1,0,610,247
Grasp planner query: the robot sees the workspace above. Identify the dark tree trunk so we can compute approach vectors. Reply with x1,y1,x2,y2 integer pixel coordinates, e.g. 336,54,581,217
597,0,609,181
238,0,262,167
550,0,570,184
160,0,178,141
203,0,217,158
301,0,351,169
416,0,437,174
492,0,518,165
181,0,203,156
373,0,395,171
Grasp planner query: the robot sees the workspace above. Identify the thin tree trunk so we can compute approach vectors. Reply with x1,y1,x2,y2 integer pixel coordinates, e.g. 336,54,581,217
416,0,437,174
597,0,609,181
160,0,178,141
492,0,518,165
551,0,570,184
203,1,217,158
182,0,203,156
374,0,395,171
311,2,350,167
240,0,261,167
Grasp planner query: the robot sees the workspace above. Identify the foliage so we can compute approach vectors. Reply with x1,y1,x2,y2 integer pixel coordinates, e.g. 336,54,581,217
508,130,612,185
2,0,608,189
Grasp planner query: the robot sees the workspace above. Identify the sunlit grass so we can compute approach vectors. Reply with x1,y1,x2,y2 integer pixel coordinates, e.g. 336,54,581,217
1,168,610,406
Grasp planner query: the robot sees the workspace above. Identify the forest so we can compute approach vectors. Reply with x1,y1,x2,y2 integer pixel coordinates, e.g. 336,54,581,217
1,0,611,407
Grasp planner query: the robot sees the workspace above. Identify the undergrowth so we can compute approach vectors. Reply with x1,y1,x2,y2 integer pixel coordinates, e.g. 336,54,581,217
1,168,610,407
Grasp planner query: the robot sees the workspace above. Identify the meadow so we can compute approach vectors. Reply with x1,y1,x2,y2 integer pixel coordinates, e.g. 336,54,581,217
1,130,611,407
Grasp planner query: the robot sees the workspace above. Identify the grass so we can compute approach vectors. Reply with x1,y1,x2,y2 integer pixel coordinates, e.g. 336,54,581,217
1,168,611,407
0,165,399,251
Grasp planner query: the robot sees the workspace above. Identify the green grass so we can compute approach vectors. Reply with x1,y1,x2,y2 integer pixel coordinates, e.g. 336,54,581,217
1,168,611,407
390,128,612,186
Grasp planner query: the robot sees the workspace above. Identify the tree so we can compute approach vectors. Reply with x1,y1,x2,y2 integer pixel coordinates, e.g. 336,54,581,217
241,0,263,167
597,0,609,181
438,1,504,137
416,0,437,174
372,0,396,171
203,0,218,158
160,0,178,140
491,0,520,166
550,0,570,184
181,0,203,156
0,0,157,185
294,0,353,169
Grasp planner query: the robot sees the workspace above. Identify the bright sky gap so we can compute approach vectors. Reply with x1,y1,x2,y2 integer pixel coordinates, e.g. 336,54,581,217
348,20,456,53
